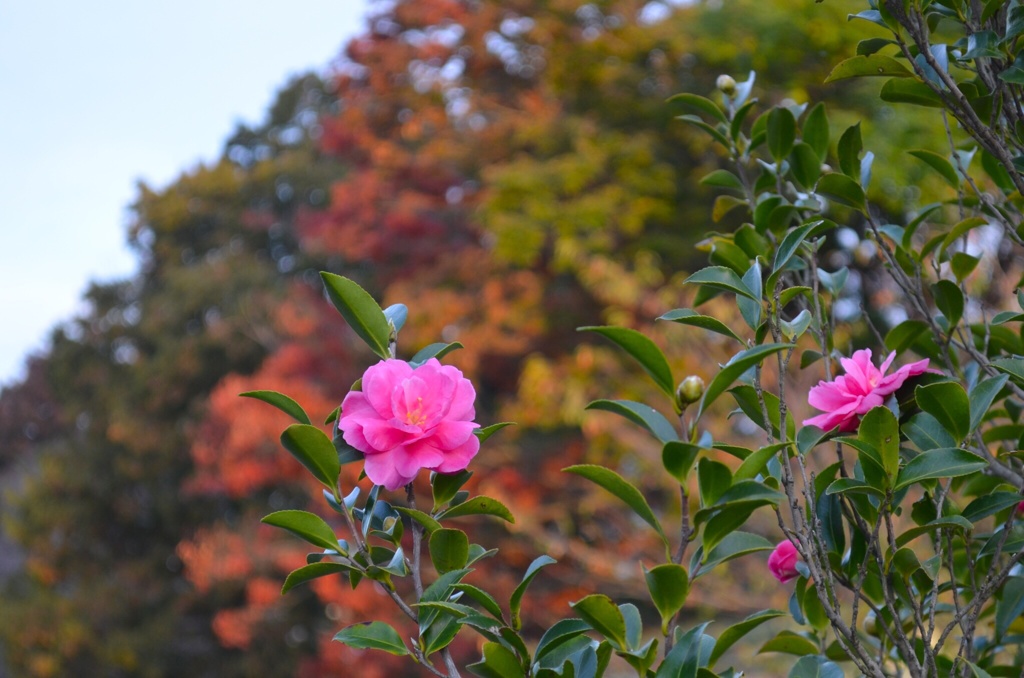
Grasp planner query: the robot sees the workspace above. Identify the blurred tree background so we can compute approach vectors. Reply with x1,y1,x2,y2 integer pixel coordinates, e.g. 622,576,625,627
0,0,944,675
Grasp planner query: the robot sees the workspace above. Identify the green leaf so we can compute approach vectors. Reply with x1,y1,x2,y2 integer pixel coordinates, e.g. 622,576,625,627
701,504,759,556
767,107,797,162
894,515,973,548
437,495,515,523
769,221,822,291
240,390,311,425
996,577,1024,638
694,531,774,577
858,406,900,482
837,123,862,179
585,399,679,443
894,448,987,491
880,77,944,107
320,272,391,359
700,169,745,191
815,173,865,210
788,655,844,678
667,92,729,124
802,103,829,162
510,555,556,631
902,413,956,452
916,382,971,442
909,149,960,188
940,217,988,258
658,309,744,343
535,619,593,664
789,142,821,190
697,344,790,420
430,528,470,574
579,326,675,397
262,510,341,552
684,266,759,301
644,563,690,634
571,594,627,650
824,478,885,498
759,631,819,656
432,470,473,512
475,422,515,443
708,609,784,667
969,374,1008,433
825,54,913,81
697,458,733,507
993,357,1024,384
961,492,1024,523
884,319,930,355
410,341,464,367
395,506,441,533
467,641,526,678
333,621,409,656
932,280,964,328
662,440,704,483
282,562,356,594
280,424,341,491
564,464,668,550
734,442,791,482
730,384,795,441
951,252,980,281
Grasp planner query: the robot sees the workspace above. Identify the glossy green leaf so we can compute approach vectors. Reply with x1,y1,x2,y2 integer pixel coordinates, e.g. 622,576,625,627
837,123,862,179
858,406,900,481
951,252,980,281
969,374,1008,433
915,382,971,441
702,504,759,556
894,448,987,491
909,149,959,188
262,510,341,552
282,562,356,594
902,413,956,452
395,506,441,533
884,319,930,356
240,390,310,425
825,54,913,81
571,594,627,650
320,272,391,359
996,577,1024,638
280,424,341,491
333,621,409,656
585,399,679,443
697,344,790,420
767,107,796,161
644,563,690,634
879,77,944,107
579,326,675,397
961,492,1024,523
564,464,668,549
437,495,515,523
535,618,593,662
432,470,473,512
697,458,733,507
802,103,829,161
693,531,774,577
758,631,819,656
789,142,821,190
658,309,744,343
467,641,527,678
510,555,556,631
475,421,515,443
662,440,704,483
788,655,844,678
815,173,865,210
410,341,464,367
824,478,885,498
769,221,822,291
700,169,745,191
430,528,470,574
667,92,728,123
708,609,785,667
684,266,759,301
734,442,791,481
894,515,973,548
932,280,964,328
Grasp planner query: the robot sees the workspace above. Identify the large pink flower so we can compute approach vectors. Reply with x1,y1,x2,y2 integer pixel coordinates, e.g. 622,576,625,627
338,358,480,491
768,540,801,583
802,349,930,433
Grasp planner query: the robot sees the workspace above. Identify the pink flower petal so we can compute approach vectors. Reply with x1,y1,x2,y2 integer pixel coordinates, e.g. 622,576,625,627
363,450,414,491
362,359,412,418
434,434,480,474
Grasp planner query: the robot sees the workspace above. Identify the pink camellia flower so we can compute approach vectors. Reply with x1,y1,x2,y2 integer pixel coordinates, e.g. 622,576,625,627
1017,500,1024,515
803,349,931,433
338,358,480,491
768,540,801,583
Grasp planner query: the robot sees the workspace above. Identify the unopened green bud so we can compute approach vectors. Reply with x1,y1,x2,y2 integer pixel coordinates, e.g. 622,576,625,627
677,375,705,406
716,74,737,96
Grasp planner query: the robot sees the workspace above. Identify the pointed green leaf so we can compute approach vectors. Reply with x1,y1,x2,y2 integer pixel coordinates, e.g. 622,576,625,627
969,374,1008,433
282,562,357,594
571,594,627,650
644,563,690,634
467,641,526,678
767,107,797,161
579,326,675,397
320,272,391,359
915,382,971,441
410,341,464,367
262,510,341,552
880,77,944,107
902,413,955,451
709,609,785,667
894,515,973,548
858,406,900,481
825,54,913,81
333,621,409,656
510,555,556,631
816,173,865,210
437,495,515,523
693,531,774,577
430,528,470,574
564,464,668,549
769,221,823,291
759,631,819,656
788,655,844,678
697,344,790,420
658,309,744,343
240,390,311,425
662,440,704,483
475,422,515,443
667,92,729,123
802,103,829,161
585,399,679,443
894,448,987,491
684,266,759,301
280,424,341,490
837,123,862,179
909,149,960,188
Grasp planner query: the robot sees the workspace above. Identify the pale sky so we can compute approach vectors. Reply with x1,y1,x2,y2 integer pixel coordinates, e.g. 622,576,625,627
0,0,372,385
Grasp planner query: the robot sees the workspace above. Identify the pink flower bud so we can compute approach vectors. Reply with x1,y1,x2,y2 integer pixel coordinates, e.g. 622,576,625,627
767,540,800,583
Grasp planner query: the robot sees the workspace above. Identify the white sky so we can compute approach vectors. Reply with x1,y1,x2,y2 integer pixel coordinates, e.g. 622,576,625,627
0,0,372,386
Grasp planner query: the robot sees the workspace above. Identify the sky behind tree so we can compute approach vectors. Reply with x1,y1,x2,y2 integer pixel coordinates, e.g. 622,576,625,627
0,0,371,384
